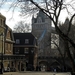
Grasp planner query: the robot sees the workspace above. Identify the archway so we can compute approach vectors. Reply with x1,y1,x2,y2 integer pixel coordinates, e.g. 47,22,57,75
50,61,61,72
38,61,48,71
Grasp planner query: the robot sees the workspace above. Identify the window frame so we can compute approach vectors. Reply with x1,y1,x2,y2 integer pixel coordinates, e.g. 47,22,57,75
15,48,19,54
25,39,29,44
24,48,29,53
15,39,20,44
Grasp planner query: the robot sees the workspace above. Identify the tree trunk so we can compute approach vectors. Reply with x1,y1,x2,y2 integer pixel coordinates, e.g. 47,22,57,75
64,40,75,72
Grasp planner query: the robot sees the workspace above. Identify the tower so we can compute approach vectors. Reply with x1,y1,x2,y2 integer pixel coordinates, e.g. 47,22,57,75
32,10,52,57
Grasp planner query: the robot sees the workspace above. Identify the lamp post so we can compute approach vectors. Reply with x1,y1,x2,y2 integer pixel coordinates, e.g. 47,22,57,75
0,33,4,74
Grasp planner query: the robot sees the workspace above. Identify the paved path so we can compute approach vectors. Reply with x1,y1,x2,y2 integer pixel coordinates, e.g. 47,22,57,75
2,72,71,75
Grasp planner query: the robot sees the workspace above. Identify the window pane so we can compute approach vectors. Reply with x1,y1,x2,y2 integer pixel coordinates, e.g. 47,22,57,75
15,48,19,54
24,48,29,53
25,39,29,44
16,39,20,44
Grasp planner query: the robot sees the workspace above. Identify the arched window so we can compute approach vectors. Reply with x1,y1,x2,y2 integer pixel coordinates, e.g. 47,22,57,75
37,17,42,23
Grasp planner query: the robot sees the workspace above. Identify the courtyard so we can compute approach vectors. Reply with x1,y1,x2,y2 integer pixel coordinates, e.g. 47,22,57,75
2,72,71,75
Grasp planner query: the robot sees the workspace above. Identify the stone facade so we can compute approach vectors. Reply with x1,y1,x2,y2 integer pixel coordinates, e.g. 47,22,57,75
31,10,56,71
0,13,6,54
4,25,14,72
0,13,6,73
13,33,38,71
32,10,52,57
0,13,15,73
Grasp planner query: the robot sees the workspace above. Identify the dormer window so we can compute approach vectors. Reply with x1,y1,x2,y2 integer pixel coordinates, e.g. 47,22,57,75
25,39,29,44
16,39,20,44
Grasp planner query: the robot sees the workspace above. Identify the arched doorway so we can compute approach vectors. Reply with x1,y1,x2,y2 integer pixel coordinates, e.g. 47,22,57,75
39,61,48,71
50,61,61,72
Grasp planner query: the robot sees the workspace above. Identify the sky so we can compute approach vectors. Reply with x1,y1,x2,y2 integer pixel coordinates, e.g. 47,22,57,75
0,0,32,30
0,0,73,30
0,9,21,29
0,9,31,30
0,2,21,29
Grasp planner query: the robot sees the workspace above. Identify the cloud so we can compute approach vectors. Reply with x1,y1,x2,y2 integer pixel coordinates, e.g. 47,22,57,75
0,1,20,29
0,8,21,29
0,7,32,30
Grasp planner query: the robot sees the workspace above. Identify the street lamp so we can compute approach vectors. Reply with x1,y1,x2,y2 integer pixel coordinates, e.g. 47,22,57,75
0,33,4,74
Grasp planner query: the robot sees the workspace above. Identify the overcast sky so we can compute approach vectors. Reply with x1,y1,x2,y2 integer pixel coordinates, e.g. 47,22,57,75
0,1,32,30
0,0,73,30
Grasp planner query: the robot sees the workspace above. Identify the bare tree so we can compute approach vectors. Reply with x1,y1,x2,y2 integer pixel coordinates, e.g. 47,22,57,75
13,21,31,33
26,0,75,71
1,0,75,72
11,0,75,71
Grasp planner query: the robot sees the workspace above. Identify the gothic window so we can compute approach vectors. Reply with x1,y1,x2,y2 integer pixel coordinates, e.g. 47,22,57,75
37,17,42,23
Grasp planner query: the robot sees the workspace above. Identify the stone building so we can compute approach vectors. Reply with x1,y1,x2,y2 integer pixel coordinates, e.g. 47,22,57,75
0,13,6,55
31,10,58,71
0,13,38,72
32,10,51,57
31,10,72,71
4,25,15,72
13,33,38,71
0,13,6,74
0,13,15,73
